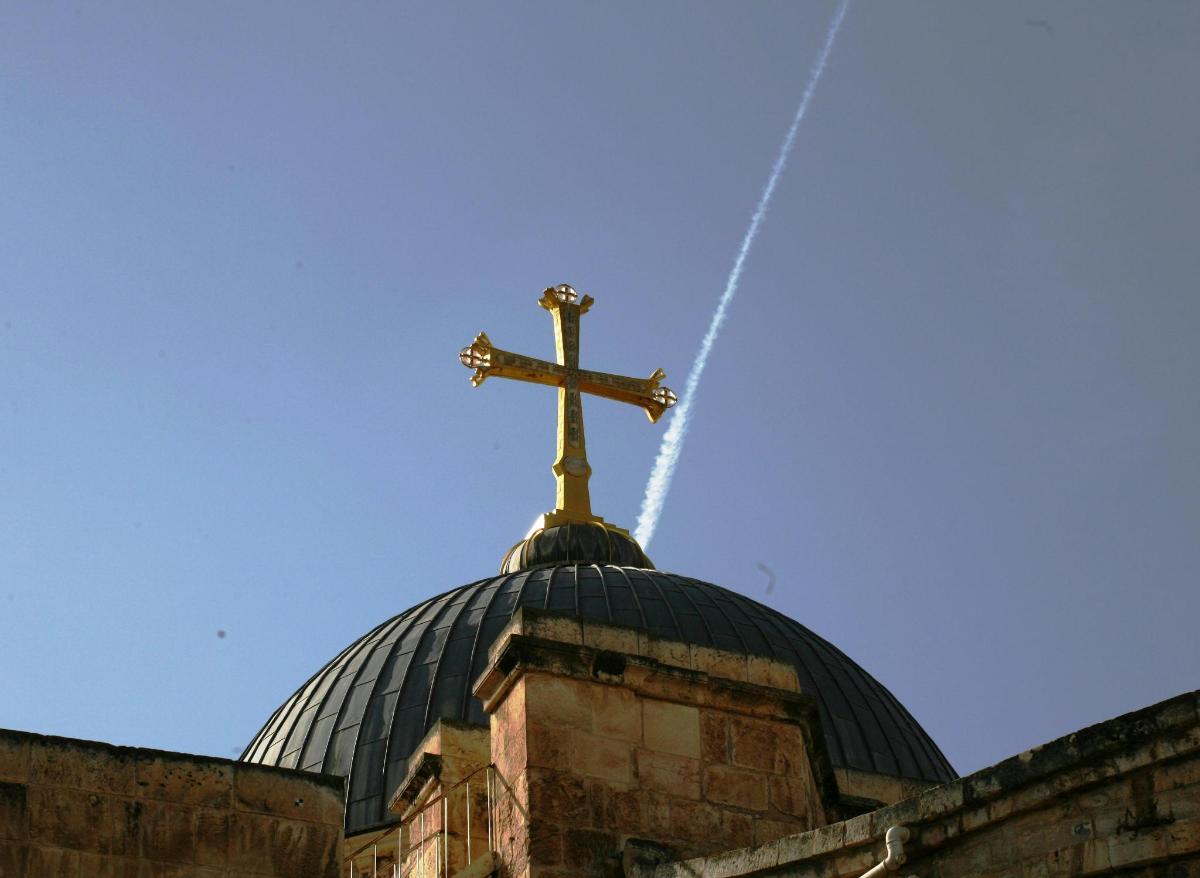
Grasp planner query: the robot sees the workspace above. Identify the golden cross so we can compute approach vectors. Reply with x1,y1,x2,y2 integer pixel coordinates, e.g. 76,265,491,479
459,284,677,527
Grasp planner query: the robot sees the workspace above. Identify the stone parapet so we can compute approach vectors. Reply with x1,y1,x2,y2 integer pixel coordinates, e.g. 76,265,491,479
650,690,1200,878
0,727,344,877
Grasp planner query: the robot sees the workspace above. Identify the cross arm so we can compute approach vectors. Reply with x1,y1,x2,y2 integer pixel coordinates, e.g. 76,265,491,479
459,332,566,388
576,367,678,423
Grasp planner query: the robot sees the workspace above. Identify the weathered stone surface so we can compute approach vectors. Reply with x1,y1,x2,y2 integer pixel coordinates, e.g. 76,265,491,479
701,712,729,765
0,782,27,842
26,843,79,877
635,750,701,800
689,645,748,683
670,798,723,842
76,851,143,878
730,718,777,773
193,807,229,867
527,767,590,825
0,732,30,785
135,753,232,810
745,656,800,693
644,701,702,759
0,728,343,878
704,765,768,811
577,733,634,784
652,691,1200,878
0,841,29,878
593,685,643,744
582,620,639,655
139,800,196,864
525,674,594,732
563,828,618,869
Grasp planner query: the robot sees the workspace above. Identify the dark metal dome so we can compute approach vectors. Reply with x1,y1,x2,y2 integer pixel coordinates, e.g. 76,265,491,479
242,566,955,835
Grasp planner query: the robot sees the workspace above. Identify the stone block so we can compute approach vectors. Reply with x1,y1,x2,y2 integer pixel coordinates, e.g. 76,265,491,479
635,750,701,800
773,830,814,864
528,820,563,865
562,828,617,869
768,776,811,821
235,763,335,822
26,785,106,851
139,800,196,865
669,798,723,843
576,733,633,785
730,718,776,772
592,685,642,744
703,765,768,812
524,614,583,647
1169,817,1200,855
808,821,845,856
581,621,638,655
527,769,590,825
640,634,691,670
30,740,138,798
526,722,574,770
646,793,672,837
1106,827,1168,870
0,783,27,842
524,675,593,732
193,807,229,867
689,646,748,682
753,817,800,846
643,701,701,759
701,840,778,878
1159,782,1200,820
75,852,142,878
228,811,339,876
721,810,755,846
700,712,728,765
0,840,28,877
832,847,877,876
0,733,30,785
745,656,799,693
610,788,645,835
97,797,137,857
841,812,873,846
1154,756,1200,793
917,781,964,821
963,803,991,833
136,753,232,809
26,843,79,877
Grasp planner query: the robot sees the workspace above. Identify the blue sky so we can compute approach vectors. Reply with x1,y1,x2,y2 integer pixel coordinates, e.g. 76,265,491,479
1,1,1197,775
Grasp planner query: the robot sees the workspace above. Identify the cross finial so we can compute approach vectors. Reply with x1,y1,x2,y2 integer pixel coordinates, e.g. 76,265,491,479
459,284,676,531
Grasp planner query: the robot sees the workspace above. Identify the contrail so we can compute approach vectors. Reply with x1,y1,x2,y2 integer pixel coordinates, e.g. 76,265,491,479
635,0,850,548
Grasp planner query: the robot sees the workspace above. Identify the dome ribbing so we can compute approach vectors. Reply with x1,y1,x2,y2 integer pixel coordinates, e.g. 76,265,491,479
242,566,955,835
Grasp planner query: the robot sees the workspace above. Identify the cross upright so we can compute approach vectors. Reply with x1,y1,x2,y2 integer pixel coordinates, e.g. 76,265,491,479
459,284,677,528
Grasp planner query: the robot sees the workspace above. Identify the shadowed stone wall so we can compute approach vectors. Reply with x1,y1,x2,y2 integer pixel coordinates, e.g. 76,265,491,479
0,728,344,877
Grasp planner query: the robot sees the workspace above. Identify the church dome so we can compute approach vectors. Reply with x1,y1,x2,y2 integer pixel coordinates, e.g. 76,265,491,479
242,565,956,835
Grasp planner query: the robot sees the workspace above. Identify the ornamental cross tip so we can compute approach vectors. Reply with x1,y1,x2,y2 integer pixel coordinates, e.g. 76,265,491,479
459,284,677,528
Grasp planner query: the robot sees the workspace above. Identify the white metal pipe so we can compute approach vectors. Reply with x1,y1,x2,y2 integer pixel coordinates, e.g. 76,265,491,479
466,781,473,863
486,767,493,852
858,826,911,878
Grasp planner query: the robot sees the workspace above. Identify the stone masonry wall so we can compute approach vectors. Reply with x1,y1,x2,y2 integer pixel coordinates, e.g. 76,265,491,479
474,608,838,878
0,728,344,878
651,690,1200,878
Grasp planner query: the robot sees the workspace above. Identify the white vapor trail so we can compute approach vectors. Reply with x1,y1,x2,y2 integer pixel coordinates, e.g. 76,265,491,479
634,0,851,548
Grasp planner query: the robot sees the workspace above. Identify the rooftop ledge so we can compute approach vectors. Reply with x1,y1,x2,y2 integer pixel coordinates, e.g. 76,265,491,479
649,689,1200,878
